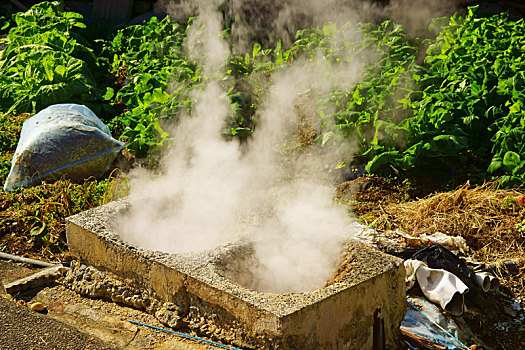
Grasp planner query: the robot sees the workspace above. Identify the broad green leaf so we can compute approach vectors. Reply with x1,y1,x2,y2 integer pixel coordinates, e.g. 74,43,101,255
352,88,363,105
509,102,521,114
42,54,54,81
152,87,169,104
252,42,261,57
55,64,66,77
103,87,114,100
487,156,502,173
365,151,400,174
503,151,520,168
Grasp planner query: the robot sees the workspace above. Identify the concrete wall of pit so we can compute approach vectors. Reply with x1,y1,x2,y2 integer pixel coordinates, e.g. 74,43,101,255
66,199,406,349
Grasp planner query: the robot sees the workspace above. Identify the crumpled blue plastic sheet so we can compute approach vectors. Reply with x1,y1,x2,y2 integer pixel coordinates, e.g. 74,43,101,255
401,301,469,350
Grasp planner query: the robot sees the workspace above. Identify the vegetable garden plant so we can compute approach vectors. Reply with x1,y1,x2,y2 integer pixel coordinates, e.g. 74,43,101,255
3,5,525,346
2,2,525,191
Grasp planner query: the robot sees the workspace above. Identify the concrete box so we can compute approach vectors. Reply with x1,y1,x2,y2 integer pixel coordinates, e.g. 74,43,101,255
66,198,406,349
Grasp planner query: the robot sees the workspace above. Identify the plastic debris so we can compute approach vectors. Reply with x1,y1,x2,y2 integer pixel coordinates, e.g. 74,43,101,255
407,296,483,347
474,272,499,292
401,301,470,350
410,245,482,306
3,104,124,191
405,259,425,290
405,259,469,316
399,231,469,253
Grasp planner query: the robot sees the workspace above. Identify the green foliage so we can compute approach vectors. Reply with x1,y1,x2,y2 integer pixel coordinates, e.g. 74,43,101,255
0,15,11,36
0,176,126,256
0,1,104,114
310,7,525,185
4,3,525,188
224,40,286,140
0,152,12,186
104,16,200,158
291,22,362,62
293,21,419,174
0,112,28,151
0,112,31,184
402,7,525,184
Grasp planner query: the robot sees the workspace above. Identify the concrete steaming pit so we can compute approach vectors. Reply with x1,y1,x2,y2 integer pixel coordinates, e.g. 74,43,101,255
66,198,406,349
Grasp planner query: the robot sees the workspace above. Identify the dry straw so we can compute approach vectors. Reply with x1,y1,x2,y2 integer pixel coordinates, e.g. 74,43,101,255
377,182,525,266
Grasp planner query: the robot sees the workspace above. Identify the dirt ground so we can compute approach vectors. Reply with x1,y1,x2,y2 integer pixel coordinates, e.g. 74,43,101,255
0,260,220,350
0,296,116,350
1,175,524,349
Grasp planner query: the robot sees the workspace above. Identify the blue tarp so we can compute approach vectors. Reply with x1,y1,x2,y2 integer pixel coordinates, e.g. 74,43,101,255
401,301,469,350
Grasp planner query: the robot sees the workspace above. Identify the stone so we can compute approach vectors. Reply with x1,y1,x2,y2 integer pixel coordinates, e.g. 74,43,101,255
30,302,45,312
3,265,66,295
155,307,183,329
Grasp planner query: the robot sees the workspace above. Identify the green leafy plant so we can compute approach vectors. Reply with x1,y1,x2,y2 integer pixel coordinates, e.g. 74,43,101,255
103,16,200,158
290,21,419,173
308,7,525,186
0,1,105,114
0,175,126,257
224,40,284,140
401,7,525,184
4,2,525,188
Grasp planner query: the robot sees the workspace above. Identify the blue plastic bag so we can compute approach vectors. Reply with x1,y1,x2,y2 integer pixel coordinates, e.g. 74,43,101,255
3,104,125,191
401,301,470,349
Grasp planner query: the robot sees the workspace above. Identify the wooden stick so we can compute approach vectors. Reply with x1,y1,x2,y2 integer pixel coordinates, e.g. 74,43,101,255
8,0,28,11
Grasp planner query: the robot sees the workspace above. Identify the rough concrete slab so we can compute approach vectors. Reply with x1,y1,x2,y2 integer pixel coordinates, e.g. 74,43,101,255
0,260,34,295
66,198,406,349
3,265,66,294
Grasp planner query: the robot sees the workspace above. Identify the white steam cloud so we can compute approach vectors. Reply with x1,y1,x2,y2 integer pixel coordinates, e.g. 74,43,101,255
120,0,457,293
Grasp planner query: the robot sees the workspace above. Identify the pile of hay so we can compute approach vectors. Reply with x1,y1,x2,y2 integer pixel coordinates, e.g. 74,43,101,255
375,182,525,295
377,183,525,260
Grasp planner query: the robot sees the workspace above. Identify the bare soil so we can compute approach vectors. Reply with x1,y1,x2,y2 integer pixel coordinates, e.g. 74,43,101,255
0,260,220,349
1,175,524,349
0,296,116,350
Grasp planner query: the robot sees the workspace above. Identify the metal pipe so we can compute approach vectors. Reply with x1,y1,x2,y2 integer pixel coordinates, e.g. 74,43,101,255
0,251,57,268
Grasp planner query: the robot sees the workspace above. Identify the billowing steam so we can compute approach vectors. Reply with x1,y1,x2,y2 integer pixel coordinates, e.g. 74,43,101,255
119,0,457,293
